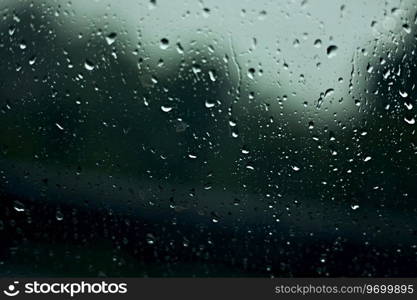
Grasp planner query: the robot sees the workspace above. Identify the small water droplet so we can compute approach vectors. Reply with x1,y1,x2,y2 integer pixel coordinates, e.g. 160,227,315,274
202,7,210,18
324,88,334,98
56,210,64,221
404,117,415,125
247,68,255,79
399,90,408,98
314,39,322,48
258,10,267,20
402,24,411,34
404,102,413,110
146,233,156,245
291,165,300,171
149,0,157,9
8,26,15,36
351,204,360,210
241,148,250,154
293,39,300,48
105,32,117,45
246,163,255,170
208,70,216,82
161,105,173,112
326,45,338,58
84,60,95,71
19,40,27,50
192,65,201,76
176,42,184,54
29,56,36,65
13,200,25,212
160,38,169,50
204,100,215,108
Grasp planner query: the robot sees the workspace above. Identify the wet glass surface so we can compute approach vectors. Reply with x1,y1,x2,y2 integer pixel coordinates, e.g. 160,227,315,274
0,0,417,277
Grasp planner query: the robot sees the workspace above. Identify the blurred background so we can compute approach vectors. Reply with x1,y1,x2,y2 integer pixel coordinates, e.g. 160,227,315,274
0,0,417,276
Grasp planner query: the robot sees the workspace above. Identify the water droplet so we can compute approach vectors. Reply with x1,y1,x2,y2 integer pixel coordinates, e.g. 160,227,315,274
192,65,201,76
246,163,255,170
404,117,415,125
399,90,408,98
188,153,197,159
326,45,338,58
404,102,413,110
13,200,25,212
19,40,27,50
176,42,184,54
324,88,334,98
241,148,250,154
293,39,300,48
208,70,216,82
258,10,267,20
204,100,215,108
55,123,64,130
314,39,322,48
146,233,156,245
351,204,360,210
402,24,411,34
29,56,36,65
149,0,157,9
160,38,169,50
202,7,210,18
247,68,255,79
84,60,95,71
161,105,173,112
8,26,15,36
56,210,64,221
363,156,372,162
291,165,300,171
105,32,117,45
